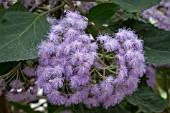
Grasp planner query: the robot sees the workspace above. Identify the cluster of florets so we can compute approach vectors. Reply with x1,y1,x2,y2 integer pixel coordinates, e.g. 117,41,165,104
37,11,146,108
0,0,17,8
95,29,146,107
0,0,42,9
78,2,96,13
0,64,38,103
142,1,170,31
0,0,54,10
146,65,156,87
146,63,170,87
22,0,44,10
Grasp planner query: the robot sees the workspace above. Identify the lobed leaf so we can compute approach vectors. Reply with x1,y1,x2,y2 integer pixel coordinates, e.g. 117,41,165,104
0,12,49,63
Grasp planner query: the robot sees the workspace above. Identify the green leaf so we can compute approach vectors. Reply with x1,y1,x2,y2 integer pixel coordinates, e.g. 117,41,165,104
156,67,170,91
126,86,167,113
0,62,17,75
0,12,49,63
135,23,170,64
88,105,131,113
111,0,160,12
0,1,27,20
86,3,120,26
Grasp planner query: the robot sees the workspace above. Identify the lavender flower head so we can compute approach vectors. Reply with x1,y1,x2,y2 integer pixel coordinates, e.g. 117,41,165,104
5,65,38,103
37,11,97,106
78,2,97,13
142,1,170,31
37,11,146,108
146,65,156,87
22,0,44,10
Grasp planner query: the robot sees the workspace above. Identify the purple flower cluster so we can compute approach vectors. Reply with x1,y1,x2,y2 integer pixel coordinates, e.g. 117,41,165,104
6,79,37,102
0,0,43,9
79,2,96,13
146,65,156,87
37,11,98,105
142,1,170,31
22,0,44,10
0,64,37,103
145,63,170,87
0,0,17,9
96,29,146,108
37,11,146,108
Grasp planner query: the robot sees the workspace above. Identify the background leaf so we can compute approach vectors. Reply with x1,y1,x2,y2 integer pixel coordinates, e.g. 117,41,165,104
135,22,170,64
91,105,131,113
86,3,120,27
0,12,49,63
0,1,27,20
111,0,160,12
126,86,167,113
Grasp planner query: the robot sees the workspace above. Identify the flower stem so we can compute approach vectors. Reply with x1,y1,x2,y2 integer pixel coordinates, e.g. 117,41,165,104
0,93,9,113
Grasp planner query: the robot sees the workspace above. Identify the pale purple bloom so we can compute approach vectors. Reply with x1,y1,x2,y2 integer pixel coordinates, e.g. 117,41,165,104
97,34,111,44
37,11,98,106
10,80,24,89
115,28,137,42
6,85,38,102
52,65,63,77
73,18,88,30
37,11,146,108
42,83,52,94
90,84,100,95
84,97,99,108
142,2,170,31
23,66,35,77
64,28,80,41
104,39,120,52
50,77,64,89
117,65,128,77
69,91,83,104
79,2,97,13
51,24,65,34
65,11,82,19
115,54,125,65
146,65,156,87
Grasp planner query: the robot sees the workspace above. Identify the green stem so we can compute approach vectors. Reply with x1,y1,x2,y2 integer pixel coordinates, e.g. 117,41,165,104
96,58,107,67
96,66,112,70
1,62,21,78
107,69,117,74
0,93,9,113
5,73,16,84
95,69,103,77
98,53,113,59
3,70,16,80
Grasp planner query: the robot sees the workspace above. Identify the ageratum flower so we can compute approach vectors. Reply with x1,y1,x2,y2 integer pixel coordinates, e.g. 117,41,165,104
142,1,170,31
5,65,38,103
37,11,146,108
79,2,97,13
37,11,98,106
